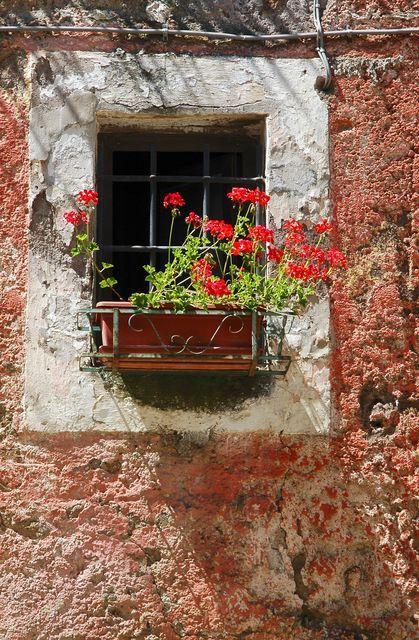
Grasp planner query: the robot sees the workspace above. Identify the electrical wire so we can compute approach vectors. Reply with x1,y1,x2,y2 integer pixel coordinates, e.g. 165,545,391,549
0,23,417,40
0,20,417,92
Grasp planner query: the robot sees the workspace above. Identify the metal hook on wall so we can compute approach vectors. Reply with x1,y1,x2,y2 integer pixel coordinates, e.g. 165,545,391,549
313,0,333,90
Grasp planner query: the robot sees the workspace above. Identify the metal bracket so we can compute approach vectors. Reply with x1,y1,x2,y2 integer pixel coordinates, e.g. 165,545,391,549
313,0,333,91
163,21,170,42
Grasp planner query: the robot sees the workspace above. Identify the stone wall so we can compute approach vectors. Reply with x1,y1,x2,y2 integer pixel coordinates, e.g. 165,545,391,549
0,2,418,639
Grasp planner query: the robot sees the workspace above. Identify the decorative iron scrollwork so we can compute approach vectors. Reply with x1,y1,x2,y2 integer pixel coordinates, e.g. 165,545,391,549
128,312,245,355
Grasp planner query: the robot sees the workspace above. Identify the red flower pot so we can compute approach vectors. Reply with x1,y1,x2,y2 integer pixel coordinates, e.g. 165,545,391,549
95,301,262,373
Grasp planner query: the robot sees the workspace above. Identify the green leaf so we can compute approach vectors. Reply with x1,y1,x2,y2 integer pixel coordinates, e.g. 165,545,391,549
70,246,81,257
76,233,88,242
101,262,113,270
99,277,118,289
88,241,99,252
130,292,149,309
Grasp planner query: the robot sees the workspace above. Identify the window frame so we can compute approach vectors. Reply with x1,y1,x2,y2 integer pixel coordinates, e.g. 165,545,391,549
96,131,266,299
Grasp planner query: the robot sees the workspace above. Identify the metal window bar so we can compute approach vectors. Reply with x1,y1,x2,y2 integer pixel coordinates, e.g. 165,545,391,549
149,145,157,274
77,307,292,376
96,139,266,300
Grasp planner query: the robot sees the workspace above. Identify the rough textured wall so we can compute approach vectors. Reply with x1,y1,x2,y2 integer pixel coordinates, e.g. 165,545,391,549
0,2,418,639
1,0,317,33
0,52,29,432
0,431,417,640
324,1,419,29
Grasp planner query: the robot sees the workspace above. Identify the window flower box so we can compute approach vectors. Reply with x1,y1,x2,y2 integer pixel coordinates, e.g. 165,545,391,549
79,302,292,376
68,187,347,376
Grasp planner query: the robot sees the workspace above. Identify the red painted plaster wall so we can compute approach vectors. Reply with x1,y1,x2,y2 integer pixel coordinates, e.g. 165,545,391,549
0,19,418,640
0,52,29,432
0,431,417,639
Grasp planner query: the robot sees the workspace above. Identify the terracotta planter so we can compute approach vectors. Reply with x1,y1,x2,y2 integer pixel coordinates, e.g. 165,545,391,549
94,301,262,372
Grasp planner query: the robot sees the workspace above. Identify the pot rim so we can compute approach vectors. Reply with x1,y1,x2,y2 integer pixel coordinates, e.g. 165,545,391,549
95,300,266,312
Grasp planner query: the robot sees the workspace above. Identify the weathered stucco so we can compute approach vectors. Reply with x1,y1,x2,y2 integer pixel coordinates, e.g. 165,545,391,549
0,2,418,638
25,51,331,434
0,427,417,640
0,0,317,34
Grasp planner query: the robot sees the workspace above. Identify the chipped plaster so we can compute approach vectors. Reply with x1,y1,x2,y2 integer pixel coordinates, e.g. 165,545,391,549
25,51,330,433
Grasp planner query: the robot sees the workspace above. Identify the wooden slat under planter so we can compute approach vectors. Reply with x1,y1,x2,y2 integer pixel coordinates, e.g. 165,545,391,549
95,301,262,373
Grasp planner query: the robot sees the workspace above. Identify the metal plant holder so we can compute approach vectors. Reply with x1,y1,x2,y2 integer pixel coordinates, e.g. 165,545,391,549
77,307,293,376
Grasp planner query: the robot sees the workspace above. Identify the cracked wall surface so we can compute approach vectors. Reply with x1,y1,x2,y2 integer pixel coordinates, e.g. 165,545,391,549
0,2,418,639
25,51,331,434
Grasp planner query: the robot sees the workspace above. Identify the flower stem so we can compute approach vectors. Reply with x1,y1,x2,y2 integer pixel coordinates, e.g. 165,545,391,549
92,260,123,300
168,214,175,264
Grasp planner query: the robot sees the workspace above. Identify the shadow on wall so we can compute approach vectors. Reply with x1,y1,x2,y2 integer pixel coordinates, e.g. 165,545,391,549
122,372,275,412
95,349,329,434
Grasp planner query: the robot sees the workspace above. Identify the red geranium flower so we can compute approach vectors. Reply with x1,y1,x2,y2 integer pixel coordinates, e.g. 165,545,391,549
204,278,231,297
191,258,212,282
298,244,326,264
204,219,234,241
284,232,305,248
327,248,347,269
185,211,202,228
231,239,255,255
315,218,333,234
76,190,98,206
248,225,274,244
286,262,322,282
163,192,185,209
227,187,270,207
282,219,303,234
64,210,87,226
227,187,250,204
247,188,270,207
268,246,284,264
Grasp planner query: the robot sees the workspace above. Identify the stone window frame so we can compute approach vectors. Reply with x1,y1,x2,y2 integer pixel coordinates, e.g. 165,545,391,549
26,51,330,434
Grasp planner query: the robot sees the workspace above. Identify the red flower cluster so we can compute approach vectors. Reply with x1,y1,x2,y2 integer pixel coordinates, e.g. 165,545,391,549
315,218,333,234
282,219,303,233
227,187,270,207
191,258,212,282
76,190,98,206
204,219,234,240
204,278,231,297
185,211,202,228
163,192,185,209
298,244,326,264
231,239,254,255
248,224,274,244
268,246,284,264
279,217,347,282
247,188,270,207
285,232,305,247
227,187,250,203
282,219,305,247
285,262,329,282
64,209,88,226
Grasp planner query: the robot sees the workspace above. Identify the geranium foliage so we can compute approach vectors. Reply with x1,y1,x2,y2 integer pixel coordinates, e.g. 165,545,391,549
64,188,346,312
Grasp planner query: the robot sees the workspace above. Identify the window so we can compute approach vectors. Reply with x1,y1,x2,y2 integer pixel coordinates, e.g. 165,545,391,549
96,126,265,300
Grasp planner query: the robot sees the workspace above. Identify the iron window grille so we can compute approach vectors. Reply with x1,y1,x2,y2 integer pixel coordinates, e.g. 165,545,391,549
96,131,265,300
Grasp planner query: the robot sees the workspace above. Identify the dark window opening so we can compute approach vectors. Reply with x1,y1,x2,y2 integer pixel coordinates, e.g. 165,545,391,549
96,129,265,301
